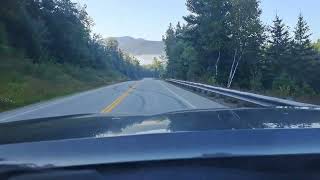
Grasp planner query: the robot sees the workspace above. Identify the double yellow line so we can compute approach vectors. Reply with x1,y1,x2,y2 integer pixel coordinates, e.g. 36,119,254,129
101,82,139,113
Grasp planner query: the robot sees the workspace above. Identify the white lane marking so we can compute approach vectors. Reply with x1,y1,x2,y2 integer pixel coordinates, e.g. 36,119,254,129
160,81,196,109
0,100,69,122
0,82,132,122
0,89,101,122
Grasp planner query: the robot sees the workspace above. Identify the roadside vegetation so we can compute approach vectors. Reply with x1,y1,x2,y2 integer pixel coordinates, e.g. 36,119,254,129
0,0,153,112
0,52,127,112
143,57,166,78
163,0,320,104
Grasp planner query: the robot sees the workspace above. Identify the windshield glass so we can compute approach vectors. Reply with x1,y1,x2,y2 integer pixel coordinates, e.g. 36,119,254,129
2,1,320,179
0,0,319,122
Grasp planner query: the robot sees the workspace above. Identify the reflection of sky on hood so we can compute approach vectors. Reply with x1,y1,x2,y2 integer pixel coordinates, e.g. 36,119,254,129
276,106,320,110
263,122,320,129
96,118,171,138
96,108,320,138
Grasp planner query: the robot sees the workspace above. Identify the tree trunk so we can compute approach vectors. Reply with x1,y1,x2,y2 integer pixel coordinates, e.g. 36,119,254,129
228,49,238,87
228,60,239,88
228,53,243,88
215,50,221,77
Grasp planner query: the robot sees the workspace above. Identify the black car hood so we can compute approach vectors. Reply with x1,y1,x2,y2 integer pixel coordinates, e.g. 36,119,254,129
1,107,320,145
1,107,320,170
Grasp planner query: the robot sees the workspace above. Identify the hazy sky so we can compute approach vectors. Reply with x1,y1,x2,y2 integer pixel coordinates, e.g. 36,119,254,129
74,0,320,41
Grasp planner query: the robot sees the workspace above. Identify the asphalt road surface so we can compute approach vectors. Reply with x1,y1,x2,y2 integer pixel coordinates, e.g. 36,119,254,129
0,78,225,123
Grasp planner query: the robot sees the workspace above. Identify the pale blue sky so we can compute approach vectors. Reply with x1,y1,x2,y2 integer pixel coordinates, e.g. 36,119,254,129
74,0,319,41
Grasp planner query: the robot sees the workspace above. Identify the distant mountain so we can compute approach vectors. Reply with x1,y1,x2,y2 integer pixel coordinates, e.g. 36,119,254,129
114,36,165,55
109,36,165,65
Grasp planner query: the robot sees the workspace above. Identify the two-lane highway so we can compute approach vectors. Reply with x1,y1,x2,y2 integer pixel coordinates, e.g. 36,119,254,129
0,79,225,123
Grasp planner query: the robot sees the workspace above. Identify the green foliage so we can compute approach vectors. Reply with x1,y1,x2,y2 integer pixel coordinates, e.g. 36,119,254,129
293,14,312,50
207,76,218,86
164,0,265,86
0,22,7,45
164,0,320,100
272,73,298,97
0,22,10,54
271,74,316,97
149,57,166,78
265,15,292,82
0,55,125,112
299,82,316,96
250,70,263,91
184,0,232,82
289,14,317,86
0,0,155,111
0,0,150,80
314,39,320,52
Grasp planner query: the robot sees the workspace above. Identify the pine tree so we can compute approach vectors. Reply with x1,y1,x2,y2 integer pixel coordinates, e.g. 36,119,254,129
163,23,179,78
291,13,316,87
184,0,231,81
293,14,312,53
265,15,291,86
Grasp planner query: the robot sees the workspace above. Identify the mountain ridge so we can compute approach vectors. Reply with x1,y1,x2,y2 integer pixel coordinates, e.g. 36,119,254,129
110,36,165,55
108,36,165,64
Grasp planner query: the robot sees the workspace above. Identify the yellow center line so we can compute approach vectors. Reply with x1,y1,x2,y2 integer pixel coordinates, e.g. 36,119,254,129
101,82,139,113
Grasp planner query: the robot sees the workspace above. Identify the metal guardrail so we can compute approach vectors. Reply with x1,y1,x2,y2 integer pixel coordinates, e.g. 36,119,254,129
167,79,317,107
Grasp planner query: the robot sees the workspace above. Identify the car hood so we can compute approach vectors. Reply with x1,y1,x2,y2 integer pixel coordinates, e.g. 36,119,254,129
1,107,320,145
1,107,320,169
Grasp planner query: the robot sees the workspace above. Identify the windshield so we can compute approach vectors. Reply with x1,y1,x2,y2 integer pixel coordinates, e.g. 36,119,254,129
2,1,320,179
0,1,319,121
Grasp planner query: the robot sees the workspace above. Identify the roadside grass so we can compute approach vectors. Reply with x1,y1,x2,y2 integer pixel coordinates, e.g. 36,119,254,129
0,54,126,112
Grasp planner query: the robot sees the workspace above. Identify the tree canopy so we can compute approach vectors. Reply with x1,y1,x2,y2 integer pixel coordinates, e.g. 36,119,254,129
0,0,152,79
163,0,320,97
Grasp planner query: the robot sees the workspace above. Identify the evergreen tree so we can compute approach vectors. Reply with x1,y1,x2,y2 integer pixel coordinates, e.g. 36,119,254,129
290,14,315,83
184,0,231,82
290,14,319,91
163,23,178,78
264,15,291,88
293,14,312,52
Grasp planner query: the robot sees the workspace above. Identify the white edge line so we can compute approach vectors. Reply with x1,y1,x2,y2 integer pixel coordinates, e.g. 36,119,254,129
0,100,68,122
160,81,196,109
0,89,97,122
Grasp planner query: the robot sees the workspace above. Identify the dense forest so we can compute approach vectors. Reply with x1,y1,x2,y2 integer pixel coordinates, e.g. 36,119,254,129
0,0,153,111
163,0,320,100
0,0,153,78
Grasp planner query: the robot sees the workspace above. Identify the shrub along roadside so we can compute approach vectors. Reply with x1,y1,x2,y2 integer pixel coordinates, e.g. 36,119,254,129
0,54,126,112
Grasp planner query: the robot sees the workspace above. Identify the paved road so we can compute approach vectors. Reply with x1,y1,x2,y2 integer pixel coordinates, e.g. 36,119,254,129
0,78,225,123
